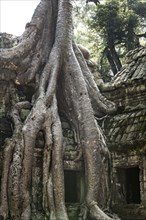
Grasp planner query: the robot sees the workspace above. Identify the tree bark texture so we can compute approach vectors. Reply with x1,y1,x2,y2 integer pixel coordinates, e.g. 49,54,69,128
0,0,117,219
107,36,122,75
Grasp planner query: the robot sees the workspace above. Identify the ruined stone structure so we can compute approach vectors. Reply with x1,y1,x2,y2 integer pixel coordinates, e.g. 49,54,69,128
1,33,146,219
101,47,146,220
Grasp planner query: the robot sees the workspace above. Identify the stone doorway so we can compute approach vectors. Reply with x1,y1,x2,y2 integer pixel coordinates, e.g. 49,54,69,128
117,167,141,204
64,170,85,204
125,167,140,204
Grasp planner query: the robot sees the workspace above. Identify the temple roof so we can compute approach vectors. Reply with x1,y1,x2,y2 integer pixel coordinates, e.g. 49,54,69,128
102,46,146,151
104,108,146,150
112,47,146,85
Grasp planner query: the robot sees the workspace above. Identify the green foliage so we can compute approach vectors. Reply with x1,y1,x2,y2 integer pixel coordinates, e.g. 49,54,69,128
73,0,100,61
128,0,146,20
89,0,139,50
73,0,146,82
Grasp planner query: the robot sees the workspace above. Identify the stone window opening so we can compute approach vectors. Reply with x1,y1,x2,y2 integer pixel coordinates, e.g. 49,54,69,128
117,166,141,204
64,170,85,204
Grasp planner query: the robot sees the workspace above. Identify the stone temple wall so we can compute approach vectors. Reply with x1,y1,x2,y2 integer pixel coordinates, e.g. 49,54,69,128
100,47,146,220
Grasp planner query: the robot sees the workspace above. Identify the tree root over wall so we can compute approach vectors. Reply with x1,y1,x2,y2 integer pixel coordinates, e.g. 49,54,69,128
0,0,119,219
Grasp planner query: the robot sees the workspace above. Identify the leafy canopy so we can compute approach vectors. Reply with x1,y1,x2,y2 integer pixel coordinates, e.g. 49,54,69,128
89,0,139,50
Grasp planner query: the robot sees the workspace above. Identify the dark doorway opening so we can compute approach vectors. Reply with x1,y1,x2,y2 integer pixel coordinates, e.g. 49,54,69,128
64,170,84,203
117,167,141,204
125,167,140,204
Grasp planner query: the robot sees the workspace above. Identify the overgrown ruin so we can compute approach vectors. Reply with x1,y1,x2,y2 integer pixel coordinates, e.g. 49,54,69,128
0,1,116,219
101,47,146,220
1,3,146,220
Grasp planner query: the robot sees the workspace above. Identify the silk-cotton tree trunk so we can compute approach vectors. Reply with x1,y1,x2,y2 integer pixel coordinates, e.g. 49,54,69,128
0,0,117,219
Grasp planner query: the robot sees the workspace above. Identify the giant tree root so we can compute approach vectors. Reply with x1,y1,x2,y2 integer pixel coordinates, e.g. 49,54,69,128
0,0,118,219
